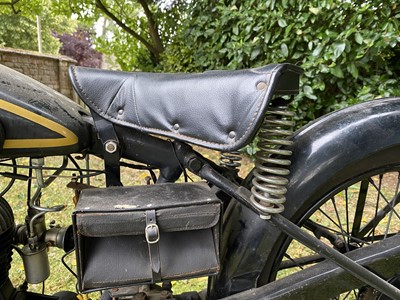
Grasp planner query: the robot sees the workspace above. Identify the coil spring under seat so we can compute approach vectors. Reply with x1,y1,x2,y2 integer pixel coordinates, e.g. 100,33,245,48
0,197,14,289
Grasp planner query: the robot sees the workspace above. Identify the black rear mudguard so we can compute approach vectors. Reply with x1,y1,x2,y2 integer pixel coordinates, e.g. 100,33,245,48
211,97,400,298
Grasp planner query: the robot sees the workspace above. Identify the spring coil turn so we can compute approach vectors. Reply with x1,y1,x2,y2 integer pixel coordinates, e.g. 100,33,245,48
220,151,242,173
250,104,295,218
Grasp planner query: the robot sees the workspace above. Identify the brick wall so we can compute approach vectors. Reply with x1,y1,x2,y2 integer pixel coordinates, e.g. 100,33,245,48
0,47,79,102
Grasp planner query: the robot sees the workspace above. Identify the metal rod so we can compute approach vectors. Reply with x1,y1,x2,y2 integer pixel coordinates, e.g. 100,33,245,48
270,213,400,300
222,234,400,300
182,150,400,299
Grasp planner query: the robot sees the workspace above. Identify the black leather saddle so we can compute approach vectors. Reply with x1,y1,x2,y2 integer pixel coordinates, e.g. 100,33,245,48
69,63,302,151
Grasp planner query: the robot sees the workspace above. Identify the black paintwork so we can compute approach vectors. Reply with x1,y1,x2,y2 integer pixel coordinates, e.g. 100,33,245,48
69,64,302,152
210,97,400,298
222,233,400,299
3,62,400,298
0,64,91,158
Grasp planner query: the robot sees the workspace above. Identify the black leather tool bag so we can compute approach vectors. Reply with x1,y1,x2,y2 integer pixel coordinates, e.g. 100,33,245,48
73,182,221,292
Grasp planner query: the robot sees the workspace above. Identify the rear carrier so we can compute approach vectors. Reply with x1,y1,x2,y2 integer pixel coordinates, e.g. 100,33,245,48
72,182,221,292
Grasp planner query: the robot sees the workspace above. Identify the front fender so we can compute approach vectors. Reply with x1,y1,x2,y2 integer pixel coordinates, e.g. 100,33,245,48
211,97,400,297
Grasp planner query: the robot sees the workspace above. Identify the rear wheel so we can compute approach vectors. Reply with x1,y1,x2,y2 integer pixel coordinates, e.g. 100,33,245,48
263,167,400,299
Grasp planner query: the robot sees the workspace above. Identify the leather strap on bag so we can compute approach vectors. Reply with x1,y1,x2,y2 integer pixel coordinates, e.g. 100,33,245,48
145,209,161,282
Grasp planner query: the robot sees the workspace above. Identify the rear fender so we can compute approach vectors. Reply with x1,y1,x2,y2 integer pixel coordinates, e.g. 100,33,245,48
211,97,400,297
286,97,400,221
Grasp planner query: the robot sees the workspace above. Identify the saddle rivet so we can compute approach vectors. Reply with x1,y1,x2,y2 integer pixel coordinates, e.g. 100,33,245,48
118,109,124,115
256,81,267,90
228,131,236,139
173,124,180,130
105,140,118,154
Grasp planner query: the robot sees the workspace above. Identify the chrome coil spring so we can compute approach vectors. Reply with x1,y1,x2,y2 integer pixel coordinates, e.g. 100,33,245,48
220,151,242,173
250,104,295,219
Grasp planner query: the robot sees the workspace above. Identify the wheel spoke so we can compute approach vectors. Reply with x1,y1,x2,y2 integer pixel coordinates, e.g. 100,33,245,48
385,173,400,239
369,176,400,220
331,196,350,252
273,169,400,299
386,204,395,239
306,220,369,246
279,253,324,270
318,207,341,231
361,233,396,242
345,189,350,246
358,189,400,238
371,175,383,243
341,290,351,299
352,179,369,239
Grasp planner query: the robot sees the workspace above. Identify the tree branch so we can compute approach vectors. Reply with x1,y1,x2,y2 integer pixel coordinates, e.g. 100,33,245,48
137,0,164,54
95,0,159,57
0,0,21,13
0,0,19,5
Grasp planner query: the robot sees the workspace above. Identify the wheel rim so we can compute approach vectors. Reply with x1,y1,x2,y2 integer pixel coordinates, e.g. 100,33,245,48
272,170,400,299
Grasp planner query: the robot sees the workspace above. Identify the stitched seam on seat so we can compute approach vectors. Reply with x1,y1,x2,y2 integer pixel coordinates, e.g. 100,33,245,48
70,67,105,114
132,74,142,126
251,64,281,74
106,77,129,115
251,64,303,75
100,77,269,148
71,66,271,149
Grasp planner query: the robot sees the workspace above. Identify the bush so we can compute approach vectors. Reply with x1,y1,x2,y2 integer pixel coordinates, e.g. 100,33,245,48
160,0,400,125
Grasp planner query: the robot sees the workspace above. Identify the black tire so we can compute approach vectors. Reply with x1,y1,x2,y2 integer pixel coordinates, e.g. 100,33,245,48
259,164,400,299
0,197,14,289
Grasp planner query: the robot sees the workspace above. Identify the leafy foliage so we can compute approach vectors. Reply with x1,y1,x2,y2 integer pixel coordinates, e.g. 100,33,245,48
0,0,43,15
2,0,399,124
160,0,400,124
55,0,188,71
0,1,76,54
53,28,103,68
94,18,156,71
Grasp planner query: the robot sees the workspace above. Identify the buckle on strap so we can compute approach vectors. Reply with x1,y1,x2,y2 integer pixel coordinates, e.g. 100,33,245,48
145,223,160,244
145,209,161,282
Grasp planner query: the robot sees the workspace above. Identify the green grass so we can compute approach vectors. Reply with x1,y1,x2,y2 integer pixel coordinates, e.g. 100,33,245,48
4,154,399,300
277,173,400,299
2,156,82,295
1,151,252,298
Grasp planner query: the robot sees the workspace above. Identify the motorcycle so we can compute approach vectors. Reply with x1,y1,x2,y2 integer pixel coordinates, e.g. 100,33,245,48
1,61,400,300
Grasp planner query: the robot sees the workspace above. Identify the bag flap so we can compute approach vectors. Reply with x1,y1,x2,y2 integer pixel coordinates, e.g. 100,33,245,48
74,182,221,237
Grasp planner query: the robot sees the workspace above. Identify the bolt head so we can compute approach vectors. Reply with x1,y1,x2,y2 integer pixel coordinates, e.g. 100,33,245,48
105,141,118,153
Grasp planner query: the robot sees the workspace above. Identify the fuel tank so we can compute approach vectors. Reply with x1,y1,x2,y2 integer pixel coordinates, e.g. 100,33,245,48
0,64,91,158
